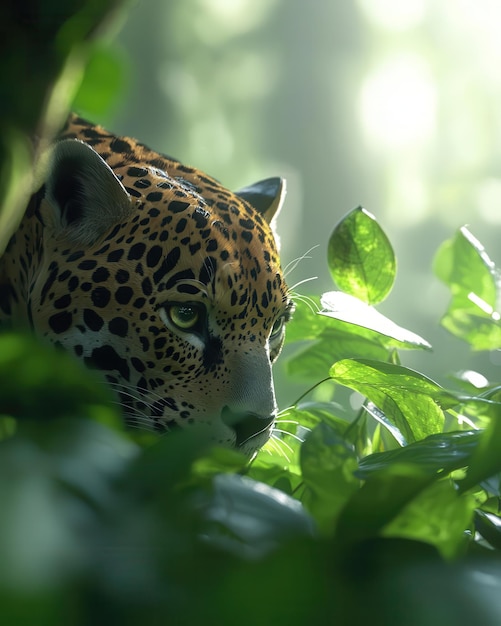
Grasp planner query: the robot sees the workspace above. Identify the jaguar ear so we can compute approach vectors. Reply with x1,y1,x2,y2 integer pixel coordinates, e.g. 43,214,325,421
44,139,132,245
235,177,286,225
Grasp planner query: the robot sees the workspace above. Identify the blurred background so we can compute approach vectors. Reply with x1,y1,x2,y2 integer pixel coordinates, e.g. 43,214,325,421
83,0,501,405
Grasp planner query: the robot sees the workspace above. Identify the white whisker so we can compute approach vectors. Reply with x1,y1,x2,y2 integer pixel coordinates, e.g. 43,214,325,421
288,276,318,292
106,380,170,408
273,428,304,443
289,292,319,314
269,434,292,462
283,245,320,278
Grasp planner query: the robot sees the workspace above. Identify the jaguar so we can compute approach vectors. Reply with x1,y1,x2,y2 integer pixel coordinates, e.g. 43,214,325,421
0,114,292,456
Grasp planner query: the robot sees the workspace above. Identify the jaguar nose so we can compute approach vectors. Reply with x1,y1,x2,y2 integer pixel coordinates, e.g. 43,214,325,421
221,406,275,447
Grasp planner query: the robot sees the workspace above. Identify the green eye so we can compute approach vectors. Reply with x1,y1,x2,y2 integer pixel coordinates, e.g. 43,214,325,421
270,315,285,339
167,304,200,330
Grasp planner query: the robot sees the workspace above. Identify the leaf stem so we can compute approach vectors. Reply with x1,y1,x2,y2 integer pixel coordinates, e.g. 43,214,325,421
291,377,332,407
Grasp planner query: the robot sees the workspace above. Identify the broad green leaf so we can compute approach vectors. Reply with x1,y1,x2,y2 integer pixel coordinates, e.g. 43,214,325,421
434,226,497,307
284,295,431,372
300,423,359,532
321,291,431,350
383,479,475,559
329,359,445,442
328,207,396,304
335,463,434,543
357,430,481,479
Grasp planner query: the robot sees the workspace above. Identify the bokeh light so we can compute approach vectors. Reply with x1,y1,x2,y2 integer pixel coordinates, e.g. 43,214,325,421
356,0,427,31
358,54,436,152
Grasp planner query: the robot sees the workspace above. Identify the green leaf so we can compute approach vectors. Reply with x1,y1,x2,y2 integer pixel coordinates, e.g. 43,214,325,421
328,207,396,304
460,401,501,492
285,401,354,433
203,474,315,558
357,430,481,479
329,359,445,442
335,463,434,544
434,227,501,349
382,479,475,559
440,309,501,351
285,333,389,380
434,226,497,307
300,423,359,532
285,291,431,380
191,447,249,478
321,291,431,351
246,455,303,497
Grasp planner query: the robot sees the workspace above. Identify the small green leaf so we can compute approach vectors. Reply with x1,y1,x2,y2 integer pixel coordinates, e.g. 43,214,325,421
321,291,431,350
329,359,445,442
328,207,396,304
300,423,360,532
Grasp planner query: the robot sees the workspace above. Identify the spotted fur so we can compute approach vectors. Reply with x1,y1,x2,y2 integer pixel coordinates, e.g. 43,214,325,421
0,115,292,456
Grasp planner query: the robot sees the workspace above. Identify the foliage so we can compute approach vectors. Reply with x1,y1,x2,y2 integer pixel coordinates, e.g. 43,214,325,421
3,206,501,624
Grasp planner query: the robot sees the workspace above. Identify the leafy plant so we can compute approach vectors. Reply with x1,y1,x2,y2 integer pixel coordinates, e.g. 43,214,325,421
2,206,501,624
258,208,501,550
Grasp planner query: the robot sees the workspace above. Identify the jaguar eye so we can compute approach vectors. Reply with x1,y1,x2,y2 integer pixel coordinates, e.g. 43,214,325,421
165,304,200,330
270,315,286,340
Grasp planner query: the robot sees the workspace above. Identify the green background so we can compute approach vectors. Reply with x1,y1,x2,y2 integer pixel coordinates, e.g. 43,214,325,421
88,0,501,402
